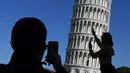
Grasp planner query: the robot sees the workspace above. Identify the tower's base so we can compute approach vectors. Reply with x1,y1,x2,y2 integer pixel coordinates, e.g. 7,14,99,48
64,64,101,73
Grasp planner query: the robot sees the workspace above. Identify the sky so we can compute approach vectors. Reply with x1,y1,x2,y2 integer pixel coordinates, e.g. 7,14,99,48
0,0,129,70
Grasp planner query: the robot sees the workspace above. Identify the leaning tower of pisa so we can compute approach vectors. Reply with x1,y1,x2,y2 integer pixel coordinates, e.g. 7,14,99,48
64,0,112,73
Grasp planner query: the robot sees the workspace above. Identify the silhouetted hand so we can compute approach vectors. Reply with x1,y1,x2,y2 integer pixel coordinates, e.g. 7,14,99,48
41,61,47,65
52,54,62,71
91,28,95,35
45,50,62,71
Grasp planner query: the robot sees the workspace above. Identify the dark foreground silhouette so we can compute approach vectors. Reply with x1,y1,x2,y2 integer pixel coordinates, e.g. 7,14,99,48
0,17,68,73
89,28,117,73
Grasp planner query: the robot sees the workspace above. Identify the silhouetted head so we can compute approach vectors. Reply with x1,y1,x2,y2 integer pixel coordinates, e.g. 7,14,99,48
11,17,47,61
101,32,113,46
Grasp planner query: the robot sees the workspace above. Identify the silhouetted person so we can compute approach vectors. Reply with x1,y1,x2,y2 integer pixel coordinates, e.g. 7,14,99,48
89,28,116,73
0,17,68,73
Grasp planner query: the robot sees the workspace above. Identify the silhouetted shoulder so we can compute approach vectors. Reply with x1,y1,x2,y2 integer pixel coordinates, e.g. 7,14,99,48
0,64,7,73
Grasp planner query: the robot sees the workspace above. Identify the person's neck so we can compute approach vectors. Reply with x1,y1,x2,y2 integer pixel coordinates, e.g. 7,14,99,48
8,51,42,68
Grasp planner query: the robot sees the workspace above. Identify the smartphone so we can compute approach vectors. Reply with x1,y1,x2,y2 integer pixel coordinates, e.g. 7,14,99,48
48,41,59,55
45,41,59,65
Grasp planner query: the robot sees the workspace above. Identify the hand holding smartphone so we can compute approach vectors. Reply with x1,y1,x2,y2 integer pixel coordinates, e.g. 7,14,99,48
45,41,59,65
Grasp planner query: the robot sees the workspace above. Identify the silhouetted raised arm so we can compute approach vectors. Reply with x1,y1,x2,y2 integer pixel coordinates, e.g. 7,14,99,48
92,28,103,48
89,41,104,58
